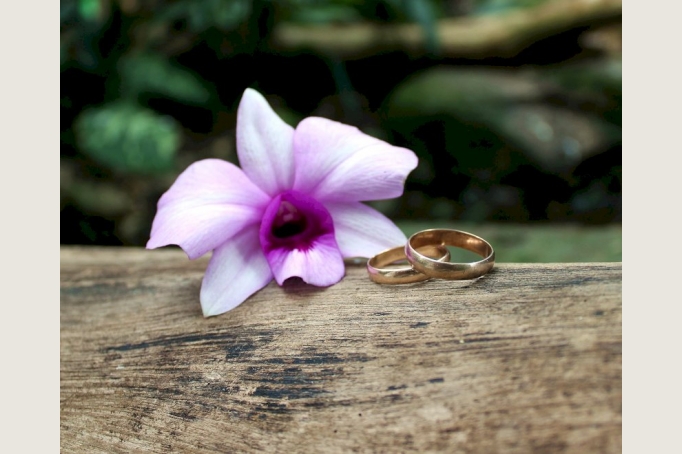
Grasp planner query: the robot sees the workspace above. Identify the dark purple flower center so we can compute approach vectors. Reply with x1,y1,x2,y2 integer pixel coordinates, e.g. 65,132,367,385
259,190,335,254
270,201,308,238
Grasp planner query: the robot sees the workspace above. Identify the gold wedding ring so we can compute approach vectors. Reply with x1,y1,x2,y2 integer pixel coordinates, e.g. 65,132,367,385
405,229,495,280
367,244,450,284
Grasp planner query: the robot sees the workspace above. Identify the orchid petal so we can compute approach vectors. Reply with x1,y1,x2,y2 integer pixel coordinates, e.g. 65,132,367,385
146,159,270,259
325,201,407,258
293,117,418,203
265,233,345,287
236,88,295,197
200,227,273,317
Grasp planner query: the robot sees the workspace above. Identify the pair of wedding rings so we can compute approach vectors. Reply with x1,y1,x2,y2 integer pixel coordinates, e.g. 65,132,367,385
367,229,495,284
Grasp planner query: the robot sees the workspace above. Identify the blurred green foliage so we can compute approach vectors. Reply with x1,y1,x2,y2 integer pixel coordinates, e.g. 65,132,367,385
118,53,211,104
61,0,622,259
474,0,548,15
397,222,622,262
75,101,180,173
155,0,251,32
387,62,621,174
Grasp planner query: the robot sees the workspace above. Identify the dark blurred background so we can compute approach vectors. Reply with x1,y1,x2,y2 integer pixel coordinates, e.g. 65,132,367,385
60,0,622,261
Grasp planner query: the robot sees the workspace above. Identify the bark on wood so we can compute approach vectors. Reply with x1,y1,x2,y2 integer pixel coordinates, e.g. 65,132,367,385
61,246,621,453
271,0,622,59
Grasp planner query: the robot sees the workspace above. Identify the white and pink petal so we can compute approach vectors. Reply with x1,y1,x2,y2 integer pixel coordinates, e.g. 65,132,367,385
325,201,407,258
236,88,296,197
292,117,418,203
146,159,270,259
200,226,274,317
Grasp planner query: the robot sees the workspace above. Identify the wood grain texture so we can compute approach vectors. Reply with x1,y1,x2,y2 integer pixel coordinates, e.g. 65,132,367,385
61,246,622,453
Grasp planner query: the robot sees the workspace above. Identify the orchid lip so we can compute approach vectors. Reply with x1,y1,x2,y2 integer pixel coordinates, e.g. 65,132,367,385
259,189,344,287
259,190,335,253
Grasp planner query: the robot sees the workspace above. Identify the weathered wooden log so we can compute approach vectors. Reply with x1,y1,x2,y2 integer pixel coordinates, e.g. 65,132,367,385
60,246,621,453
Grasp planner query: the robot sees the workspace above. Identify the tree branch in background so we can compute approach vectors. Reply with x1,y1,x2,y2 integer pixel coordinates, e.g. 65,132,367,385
271,0,622,59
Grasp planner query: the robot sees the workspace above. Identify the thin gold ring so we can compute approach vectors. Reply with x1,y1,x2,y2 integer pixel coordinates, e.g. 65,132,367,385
405,229,495,280
367,244,450,284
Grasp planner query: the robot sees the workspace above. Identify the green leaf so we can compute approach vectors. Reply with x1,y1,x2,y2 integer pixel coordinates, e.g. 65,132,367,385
118,53,211,105
75,101,180,174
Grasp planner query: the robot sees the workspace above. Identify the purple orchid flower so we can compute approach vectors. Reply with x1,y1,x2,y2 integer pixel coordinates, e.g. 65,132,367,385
147,89,418,316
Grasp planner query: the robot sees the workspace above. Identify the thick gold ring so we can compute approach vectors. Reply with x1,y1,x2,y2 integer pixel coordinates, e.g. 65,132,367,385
405,229,495,280
367,244,450,284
